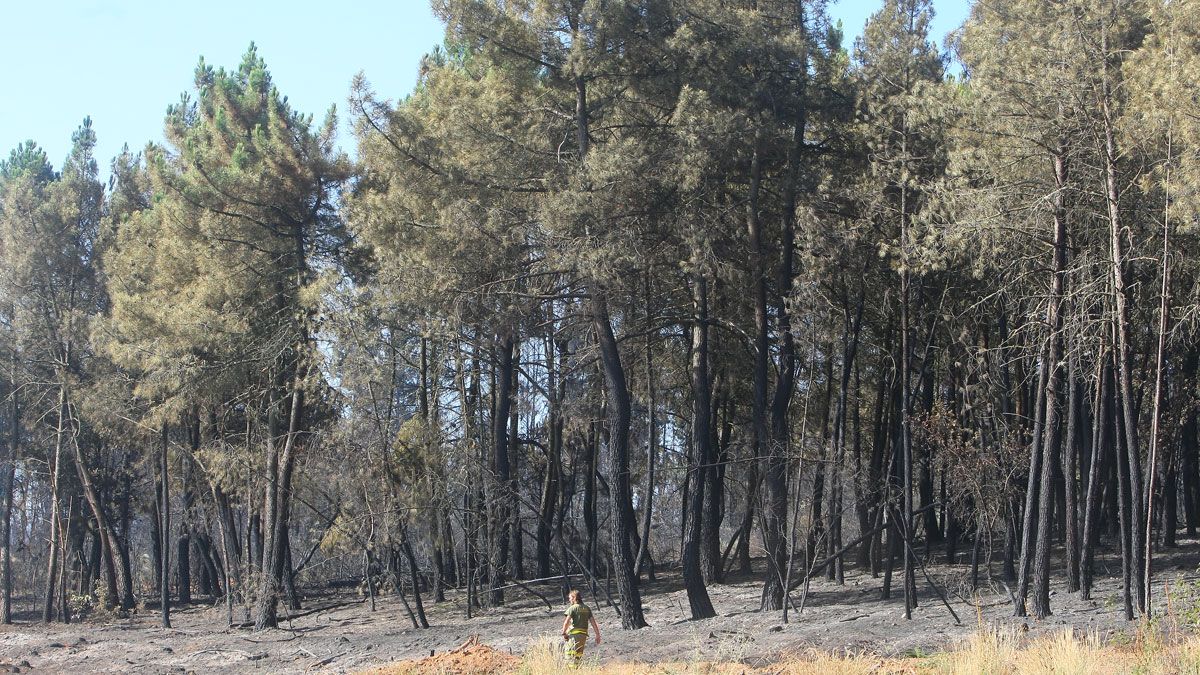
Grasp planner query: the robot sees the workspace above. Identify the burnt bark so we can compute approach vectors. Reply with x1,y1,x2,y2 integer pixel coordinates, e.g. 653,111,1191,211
488,332,515,606
591,292,648,629
682,273,716,619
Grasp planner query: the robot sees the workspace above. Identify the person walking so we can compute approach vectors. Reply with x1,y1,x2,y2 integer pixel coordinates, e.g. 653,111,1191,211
561,589,600,667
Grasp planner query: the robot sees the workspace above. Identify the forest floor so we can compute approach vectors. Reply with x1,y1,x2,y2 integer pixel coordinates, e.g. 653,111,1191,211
1,539,1200,674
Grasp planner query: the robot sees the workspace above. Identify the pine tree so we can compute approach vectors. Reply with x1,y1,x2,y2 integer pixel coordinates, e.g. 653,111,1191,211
103,46,350,629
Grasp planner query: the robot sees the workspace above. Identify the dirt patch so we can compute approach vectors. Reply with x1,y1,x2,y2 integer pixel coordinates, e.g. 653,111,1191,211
368,636,520,674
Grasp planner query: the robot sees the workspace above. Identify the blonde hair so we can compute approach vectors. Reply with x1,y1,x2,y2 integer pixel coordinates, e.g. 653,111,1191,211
568,589,582,604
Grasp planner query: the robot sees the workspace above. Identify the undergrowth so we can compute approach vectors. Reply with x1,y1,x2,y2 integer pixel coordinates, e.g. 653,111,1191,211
498,626,1200,675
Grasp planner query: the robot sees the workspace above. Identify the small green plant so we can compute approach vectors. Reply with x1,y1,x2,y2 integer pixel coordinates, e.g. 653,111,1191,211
68,592,94,620
94,579,112,612
1170,574,1200,628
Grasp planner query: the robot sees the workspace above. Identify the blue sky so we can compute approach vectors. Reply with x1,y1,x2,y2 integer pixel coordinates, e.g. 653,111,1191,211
0,1,970,177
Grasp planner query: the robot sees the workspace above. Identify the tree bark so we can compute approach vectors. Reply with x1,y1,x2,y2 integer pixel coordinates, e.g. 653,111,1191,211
402,533,430,628
70,434,122,609
488,332,515,606
254,385,303,629
750,132,782,611
637,276,656,580
1102,50,1144,616
1031,148,1072,619
1143,169,1172,615
591,292,648,629
682,273,716,619
1063,361,1082,594
509,345,522,582
160,423,171,628
1,358,17,623
829,285,865,583
1014,335,1050,618
43,384,68,623
536,333,561,580
1080,356,1110,599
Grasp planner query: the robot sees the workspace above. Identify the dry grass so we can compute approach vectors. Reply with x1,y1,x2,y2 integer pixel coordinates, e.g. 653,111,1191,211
511,636,754,674
436,625,1200,675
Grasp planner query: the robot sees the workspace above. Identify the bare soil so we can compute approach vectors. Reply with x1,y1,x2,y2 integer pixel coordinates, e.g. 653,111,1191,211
1,541,1198,674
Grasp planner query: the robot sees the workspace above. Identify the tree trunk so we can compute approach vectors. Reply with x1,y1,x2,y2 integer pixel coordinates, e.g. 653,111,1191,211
867,341,894,575
700,382,723,586
1143,176,1172,615
1030,148,1071,619
584,415,598,581
70,435,121,609
160,423,172,628
509,345,522,582
637,280,656,580
1102,58,1145,616
1014,318,1051,618
1113,364,1136,621
488,332,515,606
1,361,16,624
177,419,196,606
591,292,648,629
254,385,303,629
402,534,430,628
1063,362,1082,594
829,286,865,582
43,384,69,623
537,332,563,579
212,485,240,624
283,531,300,611
682,273,717,619
1080,357,1110,599
751,130,784,610
899,239,916,619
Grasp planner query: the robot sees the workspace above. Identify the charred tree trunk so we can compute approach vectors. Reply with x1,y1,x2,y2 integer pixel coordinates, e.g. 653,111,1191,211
1063,362,1082,594
591,291,648,629
160,424,172,628
755,128,790,610
584,418,599,581
43,384,68,623
899,222,916,619
1014,338,1050,618
1,353,16,624
402,533,430,628
1143,176,1172,615
829,285,865,582
1113,361,1136,620
539,331,565,580
1080,357,1111,599
254,385,303,630
70,435,121,609
682,273,717,619
509,345,523,581
1181,353,1198,537
637,276,657,580
1030,148,1071,619
1102,55,1145,616
488,332,515,606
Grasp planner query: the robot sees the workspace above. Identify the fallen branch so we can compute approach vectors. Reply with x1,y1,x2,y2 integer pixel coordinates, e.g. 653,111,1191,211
230,597,366,629
789,503,942,591
491,576,555,609
182,648,257,660
311,651,348,668
890,504,962,625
